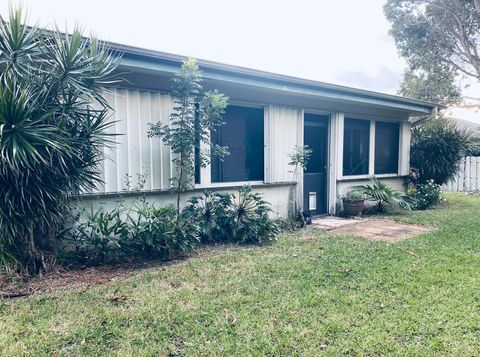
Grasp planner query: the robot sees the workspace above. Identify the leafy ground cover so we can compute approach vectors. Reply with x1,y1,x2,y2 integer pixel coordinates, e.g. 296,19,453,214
1,193,480,355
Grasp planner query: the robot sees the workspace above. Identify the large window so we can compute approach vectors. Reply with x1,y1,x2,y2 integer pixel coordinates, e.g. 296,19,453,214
375,121,399,174
211,105,264,183
343,118,370,176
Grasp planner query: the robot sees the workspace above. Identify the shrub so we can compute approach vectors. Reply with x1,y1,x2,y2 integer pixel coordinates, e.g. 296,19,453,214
0,8,119,273
182,186,280,244
411,119,479,185
182,191,234,243
61,204,129,265
61,186,281,266
128,201,198,259
62,201,199,265
408,180,443,210
230,186,280,244
350,176,412,213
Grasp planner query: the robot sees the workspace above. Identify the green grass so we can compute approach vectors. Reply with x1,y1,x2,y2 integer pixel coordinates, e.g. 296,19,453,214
2,193,480,356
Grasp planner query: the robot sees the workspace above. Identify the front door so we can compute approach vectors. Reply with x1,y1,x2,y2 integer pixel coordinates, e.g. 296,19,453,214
303,114,329,214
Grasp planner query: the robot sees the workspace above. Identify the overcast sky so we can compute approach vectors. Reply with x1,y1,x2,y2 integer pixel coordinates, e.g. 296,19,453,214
1,0,409,94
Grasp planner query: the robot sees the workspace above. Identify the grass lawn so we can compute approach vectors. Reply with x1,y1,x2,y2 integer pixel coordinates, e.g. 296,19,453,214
2,193,480,355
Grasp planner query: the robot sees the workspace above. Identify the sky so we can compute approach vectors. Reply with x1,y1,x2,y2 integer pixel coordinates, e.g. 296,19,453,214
0,0,479,106
0,0,407,94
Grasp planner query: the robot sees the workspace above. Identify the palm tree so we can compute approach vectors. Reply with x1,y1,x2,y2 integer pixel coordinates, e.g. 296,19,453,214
0,7,119,273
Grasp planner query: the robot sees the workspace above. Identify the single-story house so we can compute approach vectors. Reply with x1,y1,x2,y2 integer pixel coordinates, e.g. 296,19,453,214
77,43,439,217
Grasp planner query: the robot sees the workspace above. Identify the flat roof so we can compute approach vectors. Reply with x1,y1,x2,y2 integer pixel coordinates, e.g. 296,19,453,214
108,41,440,114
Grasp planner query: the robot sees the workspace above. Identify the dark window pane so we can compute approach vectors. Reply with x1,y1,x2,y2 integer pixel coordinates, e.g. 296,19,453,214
211,105,264,182
343,118,370,176
374,121,399,174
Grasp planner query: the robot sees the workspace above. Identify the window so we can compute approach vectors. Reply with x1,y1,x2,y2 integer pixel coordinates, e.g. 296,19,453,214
211,105,264,183
343,118,370,176
375,121,399,174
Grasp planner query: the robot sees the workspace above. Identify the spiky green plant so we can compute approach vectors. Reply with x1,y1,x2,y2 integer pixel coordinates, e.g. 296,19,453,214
411,119,479,185
0,7,119,273
350,176,412,213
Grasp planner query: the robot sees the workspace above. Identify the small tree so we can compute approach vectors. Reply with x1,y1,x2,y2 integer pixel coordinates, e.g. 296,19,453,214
148,59,228,217
287,145,312,227
288,145,312,182
0,7,119,273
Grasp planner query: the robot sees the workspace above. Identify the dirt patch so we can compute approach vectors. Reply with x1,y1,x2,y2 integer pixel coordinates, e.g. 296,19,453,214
0,264,146,299
0,244,249,299
313,217,432,243
0,254,195,299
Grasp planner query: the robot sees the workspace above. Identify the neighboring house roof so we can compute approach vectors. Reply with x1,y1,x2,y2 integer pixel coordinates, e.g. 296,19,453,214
443,104,480,130
108,42,439,116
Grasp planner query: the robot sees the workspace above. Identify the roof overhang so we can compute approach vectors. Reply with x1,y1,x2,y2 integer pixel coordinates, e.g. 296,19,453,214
109,42,440,117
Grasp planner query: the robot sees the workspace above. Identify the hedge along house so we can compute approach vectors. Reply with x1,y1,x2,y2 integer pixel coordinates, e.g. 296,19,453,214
78,43,439,218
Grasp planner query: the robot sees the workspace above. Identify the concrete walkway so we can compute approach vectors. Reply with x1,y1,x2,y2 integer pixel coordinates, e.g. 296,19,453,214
312,216,431,243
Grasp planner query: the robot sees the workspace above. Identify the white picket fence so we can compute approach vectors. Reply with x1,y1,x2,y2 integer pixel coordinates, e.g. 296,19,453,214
443,156,480,192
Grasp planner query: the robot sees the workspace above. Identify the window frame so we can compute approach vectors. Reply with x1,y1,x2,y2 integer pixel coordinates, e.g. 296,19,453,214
339,115,403,180
374,120,400,175
342,117,371,177
209,104,265,184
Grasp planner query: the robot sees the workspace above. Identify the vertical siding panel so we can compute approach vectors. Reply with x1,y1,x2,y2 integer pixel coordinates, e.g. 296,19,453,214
127,90,141,190
139,91,152,190
83,89,173,195
161,94,172,189
103,89,118,193
264,105,302,183
150,92,162,190
115,89,129,191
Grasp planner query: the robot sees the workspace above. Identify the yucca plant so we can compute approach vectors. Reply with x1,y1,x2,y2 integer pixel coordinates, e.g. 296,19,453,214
411,119,479,185
350,176,413,213
0,7,119,273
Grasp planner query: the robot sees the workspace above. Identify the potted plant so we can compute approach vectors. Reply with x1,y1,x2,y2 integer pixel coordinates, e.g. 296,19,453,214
349,176,412,213
342,190,365,216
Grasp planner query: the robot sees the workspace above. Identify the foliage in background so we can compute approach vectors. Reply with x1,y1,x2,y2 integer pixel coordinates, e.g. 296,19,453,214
408,180,443,210
411,119,478,185
0,7,119,274
148,59,228,217
385,0,480,84
398,69,461,105
350,176,412,213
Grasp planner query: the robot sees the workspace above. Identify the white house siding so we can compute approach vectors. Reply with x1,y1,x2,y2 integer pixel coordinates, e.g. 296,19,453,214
264,105,304,184
74,183,294,219
78,87,413,218
88,89,173,194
